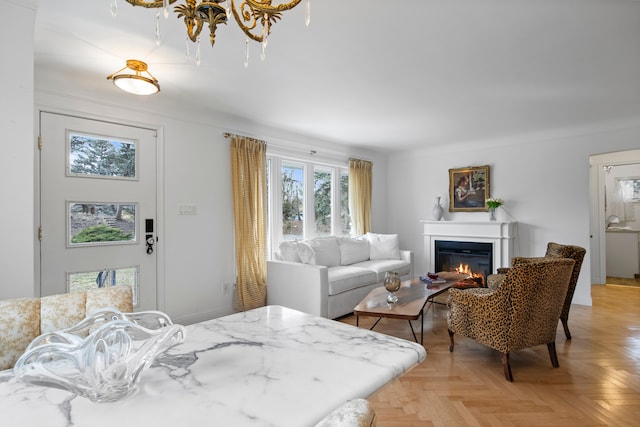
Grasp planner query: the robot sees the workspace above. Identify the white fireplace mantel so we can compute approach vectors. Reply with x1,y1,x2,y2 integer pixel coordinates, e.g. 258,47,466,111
420,220,517,273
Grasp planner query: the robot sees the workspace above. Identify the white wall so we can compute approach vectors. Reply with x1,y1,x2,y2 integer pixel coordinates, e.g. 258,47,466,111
0,0,36,299
386,125,640,307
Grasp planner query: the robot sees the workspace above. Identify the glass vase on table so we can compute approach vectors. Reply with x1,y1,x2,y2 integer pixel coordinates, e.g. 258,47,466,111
384,271,401,304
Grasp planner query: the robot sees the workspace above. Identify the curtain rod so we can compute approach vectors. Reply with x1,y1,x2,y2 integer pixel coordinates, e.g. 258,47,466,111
224,132,371,163
223,132,266,145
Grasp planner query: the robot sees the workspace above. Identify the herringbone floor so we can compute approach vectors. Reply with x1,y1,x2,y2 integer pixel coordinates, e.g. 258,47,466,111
338,282,640,426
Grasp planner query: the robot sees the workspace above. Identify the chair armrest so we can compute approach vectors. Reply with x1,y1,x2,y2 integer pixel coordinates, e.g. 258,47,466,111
266,260,329,317
447,287,510,338
486,273,506,290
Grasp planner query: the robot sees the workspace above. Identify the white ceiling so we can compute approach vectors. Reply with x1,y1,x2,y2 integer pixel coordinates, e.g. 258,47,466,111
34,0,640,152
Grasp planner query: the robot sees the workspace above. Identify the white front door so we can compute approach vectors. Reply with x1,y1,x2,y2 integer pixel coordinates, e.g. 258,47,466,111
38,112,158,311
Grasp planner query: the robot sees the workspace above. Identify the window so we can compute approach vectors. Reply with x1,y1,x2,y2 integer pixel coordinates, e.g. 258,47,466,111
67,202,137,247
267,153,350,258
67,132,137,180
619,178,640,202
314,166,332,237
282,161,305,240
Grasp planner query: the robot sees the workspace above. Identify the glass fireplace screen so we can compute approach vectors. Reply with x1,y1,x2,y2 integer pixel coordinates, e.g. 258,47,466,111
434,240,493,285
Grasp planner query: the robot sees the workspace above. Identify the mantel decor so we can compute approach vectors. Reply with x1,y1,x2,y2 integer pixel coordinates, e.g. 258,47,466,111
449,165,490,212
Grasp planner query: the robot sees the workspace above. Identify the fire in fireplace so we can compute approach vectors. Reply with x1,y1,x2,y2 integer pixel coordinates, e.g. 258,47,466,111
434,240,493,286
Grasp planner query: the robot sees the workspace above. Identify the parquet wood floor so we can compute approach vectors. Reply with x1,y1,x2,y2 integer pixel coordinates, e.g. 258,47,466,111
338,284,640,426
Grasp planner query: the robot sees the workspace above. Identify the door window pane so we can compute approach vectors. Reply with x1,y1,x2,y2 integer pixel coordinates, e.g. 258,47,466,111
314,166,332,237
67,132,137,179
68,203,137,246
282,162,304,240
68,267,139,306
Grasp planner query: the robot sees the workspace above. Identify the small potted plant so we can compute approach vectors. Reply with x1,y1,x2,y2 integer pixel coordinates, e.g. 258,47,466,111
485,197,504,221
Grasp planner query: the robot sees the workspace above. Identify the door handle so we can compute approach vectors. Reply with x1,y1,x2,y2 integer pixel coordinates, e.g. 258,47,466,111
146,235,155,254
145,218,154,254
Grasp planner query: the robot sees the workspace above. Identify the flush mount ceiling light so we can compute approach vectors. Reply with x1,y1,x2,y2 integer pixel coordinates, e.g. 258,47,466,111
111,0,310,66
107,59,160,95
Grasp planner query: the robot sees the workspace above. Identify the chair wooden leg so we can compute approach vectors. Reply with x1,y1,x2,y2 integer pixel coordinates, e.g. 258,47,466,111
547,342,560,368
448,329,455,352
501,352,513,382
561,317,572,340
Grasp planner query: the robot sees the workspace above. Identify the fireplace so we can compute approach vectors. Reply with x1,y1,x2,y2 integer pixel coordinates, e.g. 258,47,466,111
435,240,492,285
421,220,517,279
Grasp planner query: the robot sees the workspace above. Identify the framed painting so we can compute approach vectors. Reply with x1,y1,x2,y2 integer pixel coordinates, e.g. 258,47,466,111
449,165,490,212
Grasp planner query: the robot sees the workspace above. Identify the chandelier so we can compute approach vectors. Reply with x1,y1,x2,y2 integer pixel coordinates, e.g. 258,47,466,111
113,0,310,65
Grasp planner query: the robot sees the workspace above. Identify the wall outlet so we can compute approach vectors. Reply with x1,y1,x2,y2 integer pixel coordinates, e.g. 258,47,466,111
222,282,231,294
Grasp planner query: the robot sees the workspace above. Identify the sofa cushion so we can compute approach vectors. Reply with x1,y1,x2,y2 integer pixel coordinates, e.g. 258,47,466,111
41,291,87,333
338,237,370,265
298,237,341,267
327,266,378,295
279,241,302,263
365,232,400,260
0,298,41,371
352,259,411,282
86,285,134,315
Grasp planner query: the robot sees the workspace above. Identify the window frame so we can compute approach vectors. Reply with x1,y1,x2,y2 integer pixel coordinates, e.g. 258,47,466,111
266,152,350,259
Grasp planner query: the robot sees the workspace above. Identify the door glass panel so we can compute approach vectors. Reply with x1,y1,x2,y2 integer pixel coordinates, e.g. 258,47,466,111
68,267,139,306
67,132,137,180
68,202,137,246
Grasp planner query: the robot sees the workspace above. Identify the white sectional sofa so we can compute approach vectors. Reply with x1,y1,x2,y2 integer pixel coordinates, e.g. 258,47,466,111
267,233,414,319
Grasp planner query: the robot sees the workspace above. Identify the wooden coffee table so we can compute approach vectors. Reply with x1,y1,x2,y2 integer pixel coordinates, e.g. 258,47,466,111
353,272,468,344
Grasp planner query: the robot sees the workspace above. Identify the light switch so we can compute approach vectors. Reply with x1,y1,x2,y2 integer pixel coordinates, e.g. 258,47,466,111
178,204,198,215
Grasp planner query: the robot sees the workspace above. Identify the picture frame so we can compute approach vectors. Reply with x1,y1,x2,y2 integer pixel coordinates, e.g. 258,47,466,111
449,165,490,212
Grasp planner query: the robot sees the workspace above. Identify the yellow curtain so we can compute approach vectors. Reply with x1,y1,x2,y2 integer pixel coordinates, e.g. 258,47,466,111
229,135,267,311
349,159,372,235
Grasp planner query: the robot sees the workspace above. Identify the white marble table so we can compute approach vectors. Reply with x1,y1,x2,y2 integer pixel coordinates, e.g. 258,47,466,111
0,305,425,427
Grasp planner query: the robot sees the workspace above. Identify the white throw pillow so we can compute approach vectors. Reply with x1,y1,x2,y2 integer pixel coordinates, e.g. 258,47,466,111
365,232,401,260
297,237,341,267
338,237,370,265
279,241,301,263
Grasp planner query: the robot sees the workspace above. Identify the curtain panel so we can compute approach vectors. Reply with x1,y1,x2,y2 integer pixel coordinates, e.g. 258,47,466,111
229,135,268,311
349,159,372,235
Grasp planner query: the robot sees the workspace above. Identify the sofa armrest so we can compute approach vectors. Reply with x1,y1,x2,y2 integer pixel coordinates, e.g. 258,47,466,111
267,260,329,318
400,250,414,279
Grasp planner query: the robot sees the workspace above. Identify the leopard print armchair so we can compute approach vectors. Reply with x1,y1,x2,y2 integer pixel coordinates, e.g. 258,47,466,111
447,257,575,382
488,242,586,339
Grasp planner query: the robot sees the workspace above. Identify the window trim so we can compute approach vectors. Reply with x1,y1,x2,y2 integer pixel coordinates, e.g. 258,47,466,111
266,151,350,259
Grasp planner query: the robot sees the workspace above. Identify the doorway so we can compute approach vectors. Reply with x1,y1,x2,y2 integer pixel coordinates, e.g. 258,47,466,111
589,149,640,285
38,112,160,311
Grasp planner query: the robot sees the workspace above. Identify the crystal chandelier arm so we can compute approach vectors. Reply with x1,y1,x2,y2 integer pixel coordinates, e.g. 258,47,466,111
201,2,229,46
243,0,302,13
125,0,177,8
230,0,301,42
175,1,205,42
